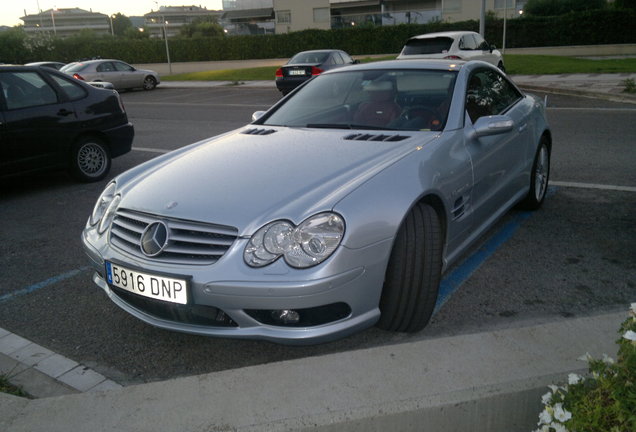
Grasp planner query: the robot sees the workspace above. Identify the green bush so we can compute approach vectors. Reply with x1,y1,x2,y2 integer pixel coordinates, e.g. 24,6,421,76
534,304,636,432
1,9,634,65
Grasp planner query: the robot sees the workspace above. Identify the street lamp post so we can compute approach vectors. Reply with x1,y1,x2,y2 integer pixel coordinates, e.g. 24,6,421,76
163,20,172,75
50,8,57,36
502,0,508,54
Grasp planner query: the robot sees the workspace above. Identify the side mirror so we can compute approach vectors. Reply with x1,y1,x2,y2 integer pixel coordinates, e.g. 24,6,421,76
252,111,266,122
490,44,496,53
470,115,514,138
353,59,360,64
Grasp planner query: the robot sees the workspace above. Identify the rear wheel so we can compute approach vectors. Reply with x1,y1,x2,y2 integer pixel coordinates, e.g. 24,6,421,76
70,136,111,182
518,136,550,210
377,203,443,332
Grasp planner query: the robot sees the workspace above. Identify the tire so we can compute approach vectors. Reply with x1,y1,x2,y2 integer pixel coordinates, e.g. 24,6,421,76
377,203,443,332
518,136,550,210
70,136,111,182
143,76,157,91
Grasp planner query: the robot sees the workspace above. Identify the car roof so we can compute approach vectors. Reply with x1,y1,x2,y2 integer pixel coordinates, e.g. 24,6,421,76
294,49,342,55
409,31,477,40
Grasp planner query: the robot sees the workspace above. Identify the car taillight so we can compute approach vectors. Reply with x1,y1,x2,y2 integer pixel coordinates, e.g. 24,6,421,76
444,55,462,60
311,67,323,76
73,73,85,81
275,68,283,78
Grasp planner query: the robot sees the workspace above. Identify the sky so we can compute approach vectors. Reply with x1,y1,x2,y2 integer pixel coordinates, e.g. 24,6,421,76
1,1,224,27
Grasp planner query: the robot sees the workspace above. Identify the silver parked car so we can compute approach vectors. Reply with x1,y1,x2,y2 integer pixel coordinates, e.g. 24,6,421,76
397,31,505,71
62,59,160,90
82,60,550,344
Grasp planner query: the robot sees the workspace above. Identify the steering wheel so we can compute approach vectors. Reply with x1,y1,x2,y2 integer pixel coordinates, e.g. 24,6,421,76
399,106,442,131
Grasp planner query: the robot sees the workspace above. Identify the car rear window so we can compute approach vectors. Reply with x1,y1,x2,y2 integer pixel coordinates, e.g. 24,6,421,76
401,37,454,55
62,63,88,73
288,52,330,64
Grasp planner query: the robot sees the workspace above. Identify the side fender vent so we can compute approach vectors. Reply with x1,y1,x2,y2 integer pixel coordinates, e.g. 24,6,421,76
242,128,277,136
344,133,410,142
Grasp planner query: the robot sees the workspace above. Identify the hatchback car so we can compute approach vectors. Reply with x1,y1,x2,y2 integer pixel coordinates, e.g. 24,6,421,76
275,49,358,95
0,65,134,182
397,31,505,71
82,60,550,344
62,59,160,91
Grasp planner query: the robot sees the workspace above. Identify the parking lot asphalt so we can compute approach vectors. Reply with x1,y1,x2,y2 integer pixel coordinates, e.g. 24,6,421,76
1,73,635,431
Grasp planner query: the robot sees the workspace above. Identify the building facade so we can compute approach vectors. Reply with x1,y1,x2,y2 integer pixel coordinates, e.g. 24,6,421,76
21,8,110,38
145,6,223,39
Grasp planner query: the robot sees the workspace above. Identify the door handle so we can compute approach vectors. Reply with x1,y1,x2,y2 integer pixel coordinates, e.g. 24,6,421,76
57,109,74,117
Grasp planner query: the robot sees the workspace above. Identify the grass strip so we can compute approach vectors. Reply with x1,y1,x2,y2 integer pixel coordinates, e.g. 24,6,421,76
162,54,636,81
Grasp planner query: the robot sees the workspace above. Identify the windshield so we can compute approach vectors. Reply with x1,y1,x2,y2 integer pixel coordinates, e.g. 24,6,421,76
261,69,457,131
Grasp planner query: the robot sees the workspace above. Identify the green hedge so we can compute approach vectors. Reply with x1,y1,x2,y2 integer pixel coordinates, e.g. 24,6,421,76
1,9,634,65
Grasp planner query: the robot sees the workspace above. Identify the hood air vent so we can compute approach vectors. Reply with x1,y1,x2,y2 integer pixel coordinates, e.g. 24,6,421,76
242,128,277,135
344,133,410,142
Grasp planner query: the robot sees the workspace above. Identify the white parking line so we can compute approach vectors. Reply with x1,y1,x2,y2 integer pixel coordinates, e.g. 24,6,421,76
551,181,636,192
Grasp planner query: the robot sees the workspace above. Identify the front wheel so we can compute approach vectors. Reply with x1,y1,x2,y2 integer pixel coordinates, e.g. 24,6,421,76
70,136,111,182
143,76,157,90
518,137,550,210
377,203,443,332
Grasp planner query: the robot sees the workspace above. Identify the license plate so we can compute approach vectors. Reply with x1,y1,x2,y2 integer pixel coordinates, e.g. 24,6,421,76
106,262,188,305
288,69,306,76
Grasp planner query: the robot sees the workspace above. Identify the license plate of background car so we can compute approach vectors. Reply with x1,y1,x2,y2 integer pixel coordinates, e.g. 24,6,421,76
105,262,188,304
288,69,306,76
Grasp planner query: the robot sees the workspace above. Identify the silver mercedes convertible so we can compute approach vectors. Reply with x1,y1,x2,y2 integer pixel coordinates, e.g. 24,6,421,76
82,59,551,344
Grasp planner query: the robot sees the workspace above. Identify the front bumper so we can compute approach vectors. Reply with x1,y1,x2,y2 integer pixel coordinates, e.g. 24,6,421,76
82,229,390,345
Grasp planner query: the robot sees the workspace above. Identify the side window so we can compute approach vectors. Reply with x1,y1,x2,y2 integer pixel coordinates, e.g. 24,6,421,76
114,62,134,72
474,34,490,50
460,35,477,50
466,69,522,123
97,62,115,72
333,53,344,65
50,74,87,101
340,52,354,64
0,71,58,110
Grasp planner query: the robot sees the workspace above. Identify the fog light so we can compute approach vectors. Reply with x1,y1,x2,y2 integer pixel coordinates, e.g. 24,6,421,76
271,309,300,325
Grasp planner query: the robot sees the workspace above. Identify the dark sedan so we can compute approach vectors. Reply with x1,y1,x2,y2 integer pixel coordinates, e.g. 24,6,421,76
275,49,358,95
0,65,134,182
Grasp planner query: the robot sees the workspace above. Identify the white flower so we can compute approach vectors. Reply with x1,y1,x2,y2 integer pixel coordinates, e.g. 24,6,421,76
551,422,568,432
602,354,615,364
630,303,636,315
553,403,572,422
568,373,582,385
548,384,560,393
538,408,552,425
541,391,553,404
624,330,636,342
577,352,592,363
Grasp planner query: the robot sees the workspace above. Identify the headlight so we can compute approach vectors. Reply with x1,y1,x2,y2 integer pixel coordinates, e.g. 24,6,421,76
244,213,345,268
98,195,121,235
89,182,117,226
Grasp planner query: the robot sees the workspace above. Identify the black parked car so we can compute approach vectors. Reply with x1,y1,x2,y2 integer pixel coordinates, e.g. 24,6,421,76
275,49,358,95
0,65,134,182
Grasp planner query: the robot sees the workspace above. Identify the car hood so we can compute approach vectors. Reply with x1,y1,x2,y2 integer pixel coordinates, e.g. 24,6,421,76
118,127,435,235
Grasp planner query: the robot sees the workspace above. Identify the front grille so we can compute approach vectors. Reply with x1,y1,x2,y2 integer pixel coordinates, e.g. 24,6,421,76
110,209,238,265
111,287,237,327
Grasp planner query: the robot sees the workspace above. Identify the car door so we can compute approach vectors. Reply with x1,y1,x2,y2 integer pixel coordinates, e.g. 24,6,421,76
463,67,529,229
113,61,140,89
0,70,78,175
95,61,124,88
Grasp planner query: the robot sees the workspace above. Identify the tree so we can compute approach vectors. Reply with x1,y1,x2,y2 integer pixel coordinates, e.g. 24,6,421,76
123,26,149,39
179,16,224,38
111,13,133,37
524,0,607,16
614,0,636,10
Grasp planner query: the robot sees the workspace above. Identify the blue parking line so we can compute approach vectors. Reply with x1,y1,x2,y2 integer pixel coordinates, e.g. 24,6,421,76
434,187,557,313
0,266,91,303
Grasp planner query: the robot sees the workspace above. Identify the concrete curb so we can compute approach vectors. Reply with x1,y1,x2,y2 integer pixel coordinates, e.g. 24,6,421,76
1,311,626,432
0,328,122,398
